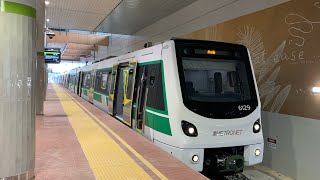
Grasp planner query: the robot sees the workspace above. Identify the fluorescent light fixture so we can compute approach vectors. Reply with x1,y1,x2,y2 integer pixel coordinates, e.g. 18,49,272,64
45,1,50,5
312,87,320,93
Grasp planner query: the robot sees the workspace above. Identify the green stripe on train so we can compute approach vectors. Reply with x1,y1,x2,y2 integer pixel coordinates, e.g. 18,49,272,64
0,1,36,18
145,111,172,136
94,93,102,103
83,89,88,96
133,104,172,136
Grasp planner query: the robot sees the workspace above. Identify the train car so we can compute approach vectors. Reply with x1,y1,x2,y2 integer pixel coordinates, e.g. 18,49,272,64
61,38,264,176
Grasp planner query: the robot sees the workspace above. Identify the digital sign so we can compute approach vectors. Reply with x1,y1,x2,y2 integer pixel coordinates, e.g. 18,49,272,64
45,48,61,64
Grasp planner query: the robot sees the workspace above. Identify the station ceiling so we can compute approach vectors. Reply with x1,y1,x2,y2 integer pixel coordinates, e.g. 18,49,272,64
94,0,197,34
47,31,109,61
46,0,197,34
46,0,122,31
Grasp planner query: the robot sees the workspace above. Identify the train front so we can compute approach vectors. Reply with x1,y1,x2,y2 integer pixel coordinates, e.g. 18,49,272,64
160,39,264,176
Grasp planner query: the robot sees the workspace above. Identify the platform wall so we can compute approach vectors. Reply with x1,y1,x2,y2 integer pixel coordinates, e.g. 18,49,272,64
262,111,319,180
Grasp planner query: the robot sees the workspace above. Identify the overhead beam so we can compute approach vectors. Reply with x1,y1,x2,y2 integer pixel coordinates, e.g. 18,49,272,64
61,59,81,62
65,43,96,51
63,53,88,56
47,31,109,46
64,49,90,55
61,56,80,61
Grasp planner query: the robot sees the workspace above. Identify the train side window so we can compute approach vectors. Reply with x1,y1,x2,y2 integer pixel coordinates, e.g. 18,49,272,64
106,72,111,94
101,73,108,90
109,72,116,94
83,74,87,87
126,67,135,100
149,68,156,86
86,74,91,87
145,64,165,111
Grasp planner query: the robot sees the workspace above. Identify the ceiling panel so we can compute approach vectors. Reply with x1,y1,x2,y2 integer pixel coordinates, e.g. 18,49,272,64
46,0,122,31
94,0,198,34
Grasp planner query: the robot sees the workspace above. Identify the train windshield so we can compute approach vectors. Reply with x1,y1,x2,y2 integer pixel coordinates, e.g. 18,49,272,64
182,58,251,102
175,39,258,119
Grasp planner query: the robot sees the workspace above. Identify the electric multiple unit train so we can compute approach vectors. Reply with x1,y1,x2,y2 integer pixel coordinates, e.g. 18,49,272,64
55,39,264,176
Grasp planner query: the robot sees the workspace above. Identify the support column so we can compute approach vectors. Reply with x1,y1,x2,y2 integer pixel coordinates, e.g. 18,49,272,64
0,0,36,179
35,0,45,115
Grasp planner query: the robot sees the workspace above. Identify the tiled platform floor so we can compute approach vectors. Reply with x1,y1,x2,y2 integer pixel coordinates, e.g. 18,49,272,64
35,84,207,180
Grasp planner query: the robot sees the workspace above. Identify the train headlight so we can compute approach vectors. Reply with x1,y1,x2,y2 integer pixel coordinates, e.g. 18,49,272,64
188,127,195,134
255,149,261,156
253,119,261,133
181,121,198,137
192,155,199,163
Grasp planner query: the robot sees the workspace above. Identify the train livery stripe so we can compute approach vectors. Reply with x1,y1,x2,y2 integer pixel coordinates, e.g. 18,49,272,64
132,105,171,136
82,88,88,95
93,92,102,102
0,1,36,18
145,111,171,136
53,85,152,179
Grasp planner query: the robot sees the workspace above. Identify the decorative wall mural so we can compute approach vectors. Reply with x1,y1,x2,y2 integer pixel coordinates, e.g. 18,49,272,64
181,0,320,119
237,26,292,112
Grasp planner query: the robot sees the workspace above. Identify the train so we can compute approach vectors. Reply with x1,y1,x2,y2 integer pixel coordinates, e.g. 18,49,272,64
54,38,264,176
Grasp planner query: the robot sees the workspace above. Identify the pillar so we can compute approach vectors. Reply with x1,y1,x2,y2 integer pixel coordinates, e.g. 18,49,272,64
35,0,45,115
0,0,36,179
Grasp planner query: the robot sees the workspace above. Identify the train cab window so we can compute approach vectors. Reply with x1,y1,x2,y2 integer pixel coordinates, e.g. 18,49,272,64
101,73,108,90
181,58,251,102
175,40,258,119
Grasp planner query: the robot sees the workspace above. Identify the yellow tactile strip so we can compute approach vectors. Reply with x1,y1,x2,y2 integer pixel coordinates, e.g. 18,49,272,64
53,85,152,180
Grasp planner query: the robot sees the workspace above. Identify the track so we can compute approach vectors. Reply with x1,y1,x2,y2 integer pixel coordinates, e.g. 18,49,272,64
209,173,250,180
223,173,250,180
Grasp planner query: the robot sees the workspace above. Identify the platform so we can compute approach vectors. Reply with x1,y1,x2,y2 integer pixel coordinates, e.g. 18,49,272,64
35,83,207,180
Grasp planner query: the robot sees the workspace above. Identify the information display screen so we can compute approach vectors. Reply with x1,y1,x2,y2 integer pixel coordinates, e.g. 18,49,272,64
45,48,61,64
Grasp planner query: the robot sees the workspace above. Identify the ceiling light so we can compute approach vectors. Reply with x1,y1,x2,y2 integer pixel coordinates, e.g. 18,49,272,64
46,19,50,22
45,1,50,5
312,87,320,93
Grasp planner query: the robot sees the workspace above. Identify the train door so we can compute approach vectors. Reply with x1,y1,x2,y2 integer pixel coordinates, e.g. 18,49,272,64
122,61,138,126
80,72,85,97
77,71,82,96
133,66,148,135
108,64,118,115
74,74,77,93
88,70,96,103
73,74,76,93
108,61,138,126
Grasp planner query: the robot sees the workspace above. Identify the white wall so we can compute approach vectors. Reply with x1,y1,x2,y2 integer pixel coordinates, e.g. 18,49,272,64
103,0,289,58
262,112,320,180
